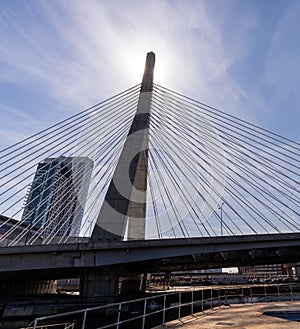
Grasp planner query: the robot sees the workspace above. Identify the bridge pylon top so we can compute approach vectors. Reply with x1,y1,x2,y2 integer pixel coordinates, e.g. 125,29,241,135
141,51,155,92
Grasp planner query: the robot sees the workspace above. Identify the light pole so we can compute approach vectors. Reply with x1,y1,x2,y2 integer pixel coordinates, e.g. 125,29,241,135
219,202,224,236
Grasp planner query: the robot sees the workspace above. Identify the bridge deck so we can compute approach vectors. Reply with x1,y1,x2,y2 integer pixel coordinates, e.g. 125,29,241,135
0,233,299,281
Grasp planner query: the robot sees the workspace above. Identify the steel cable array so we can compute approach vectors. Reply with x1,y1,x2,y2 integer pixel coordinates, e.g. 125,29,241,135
0,83,299,245
147,84,300,238
0,85,140,245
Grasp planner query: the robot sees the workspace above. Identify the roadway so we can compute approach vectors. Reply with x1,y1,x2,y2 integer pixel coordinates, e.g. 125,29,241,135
0,233,300,281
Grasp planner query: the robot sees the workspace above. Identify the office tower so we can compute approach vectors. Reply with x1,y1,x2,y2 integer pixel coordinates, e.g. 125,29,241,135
22,156,93,239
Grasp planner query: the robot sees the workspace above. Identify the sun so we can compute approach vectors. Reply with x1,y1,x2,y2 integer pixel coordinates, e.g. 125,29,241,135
125,50,167,85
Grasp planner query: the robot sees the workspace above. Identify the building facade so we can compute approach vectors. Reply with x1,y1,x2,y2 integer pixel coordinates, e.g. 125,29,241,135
240,264,287,277
22,156,93,239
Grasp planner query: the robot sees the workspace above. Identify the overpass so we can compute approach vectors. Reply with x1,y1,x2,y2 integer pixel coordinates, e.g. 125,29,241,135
2,233,300,276
0,233,300,299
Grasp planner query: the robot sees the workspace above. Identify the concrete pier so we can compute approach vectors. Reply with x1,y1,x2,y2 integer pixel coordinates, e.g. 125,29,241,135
80,268,119,301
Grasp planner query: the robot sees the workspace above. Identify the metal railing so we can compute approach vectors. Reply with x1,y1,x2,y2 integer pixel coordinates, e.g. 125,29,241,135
21,322,75,329
23,283,300,329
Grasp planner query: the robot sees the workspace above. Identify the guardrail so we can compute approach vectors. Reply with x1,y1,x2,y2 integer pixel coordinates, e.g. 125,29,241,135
24,283,300,329
21,322,75,329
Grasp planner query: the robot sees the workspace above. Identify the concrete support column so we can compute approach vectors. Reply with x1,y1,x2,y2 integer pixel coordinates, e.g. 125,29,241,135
120,274,143,294
295,263,300,278
283,263,295,279
80,269,119,302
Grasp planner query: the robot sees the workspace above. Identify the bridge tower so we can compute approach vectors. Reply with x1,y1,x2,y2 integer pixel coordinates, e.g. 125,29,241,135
81,52,155,301
91,51,155,241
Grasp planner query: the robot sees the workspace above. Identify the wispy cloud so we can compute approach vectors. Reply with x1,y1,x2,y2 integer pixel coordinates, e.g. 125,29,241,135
0,0,299,145
0,103,45,147
265,2,300,104
0,1,247,104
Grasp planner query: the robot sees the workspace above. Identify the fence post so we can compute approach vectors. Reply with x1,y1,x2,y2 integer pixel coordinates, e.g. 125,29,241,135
81,310,87,329
264,285,267,302
191,290,194,315
210,288,213,309
241,287,244,304
290,284,294,301
33,318,38,329
277,284,280,302
178,292,182,320
116,303,122,329
201,289,204,311
142,299,147,329
162,294,166,325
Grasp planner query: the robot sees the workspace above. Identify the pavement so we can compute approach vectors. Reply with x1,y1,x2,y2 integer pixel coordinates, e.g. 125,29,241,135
153,301,300,329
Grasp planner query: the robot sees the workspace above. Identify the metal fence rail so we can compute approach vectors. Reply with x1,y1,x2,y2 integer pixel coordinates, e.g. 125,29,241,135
21,322,75,329
24,283,300,329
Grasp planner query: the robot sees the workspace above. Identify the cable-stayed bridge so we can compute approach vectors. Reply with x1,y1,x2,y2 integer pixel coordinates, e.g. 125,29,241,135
0,52,300,299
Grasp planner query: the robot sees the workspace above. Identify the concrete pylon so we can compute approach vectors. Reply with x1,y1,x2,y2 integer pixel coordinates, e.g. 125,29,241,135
91,52,155,241
82,53,155,302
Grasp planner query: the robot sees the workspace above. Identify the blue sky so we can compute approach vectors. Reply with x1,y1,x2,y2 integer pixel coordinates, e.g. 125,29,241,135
0,0,299,149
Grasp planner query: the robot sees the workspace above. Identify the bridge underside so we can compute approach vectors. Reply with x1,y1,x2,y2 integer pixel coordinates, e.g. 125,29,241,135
0,233,299,282
0,234,299,300
0,246,299,283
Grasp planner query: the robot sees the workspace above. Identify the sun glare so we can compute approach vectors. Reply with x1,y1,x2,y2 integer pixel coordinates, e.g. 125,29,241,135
126,55,145,83
125,51,167,85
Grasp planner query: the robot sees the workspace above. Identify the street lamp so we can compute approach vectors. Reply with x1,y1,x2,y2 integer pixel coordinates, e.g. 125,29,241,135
218,202,224,236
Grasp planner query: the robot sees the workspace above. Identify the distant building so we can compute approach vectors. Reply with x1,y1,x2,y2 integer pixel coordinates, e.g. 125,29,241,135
0,214,38,245
240,264,287,277
22,156,93,238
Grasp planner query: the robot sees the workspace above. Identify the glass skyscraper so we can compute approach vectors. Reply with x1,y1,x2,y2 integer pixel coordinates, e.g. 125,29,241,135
22,156,93,238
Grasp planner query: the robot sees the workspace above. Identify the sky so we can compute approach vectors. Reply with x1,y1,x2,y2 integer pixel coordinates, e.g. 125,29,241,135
0,0,300,148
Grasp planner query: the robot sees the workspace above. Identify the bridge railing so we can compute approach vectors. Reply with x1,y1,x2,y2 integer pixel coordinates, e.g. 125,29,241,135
21,322,75,329
24,283,300,329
